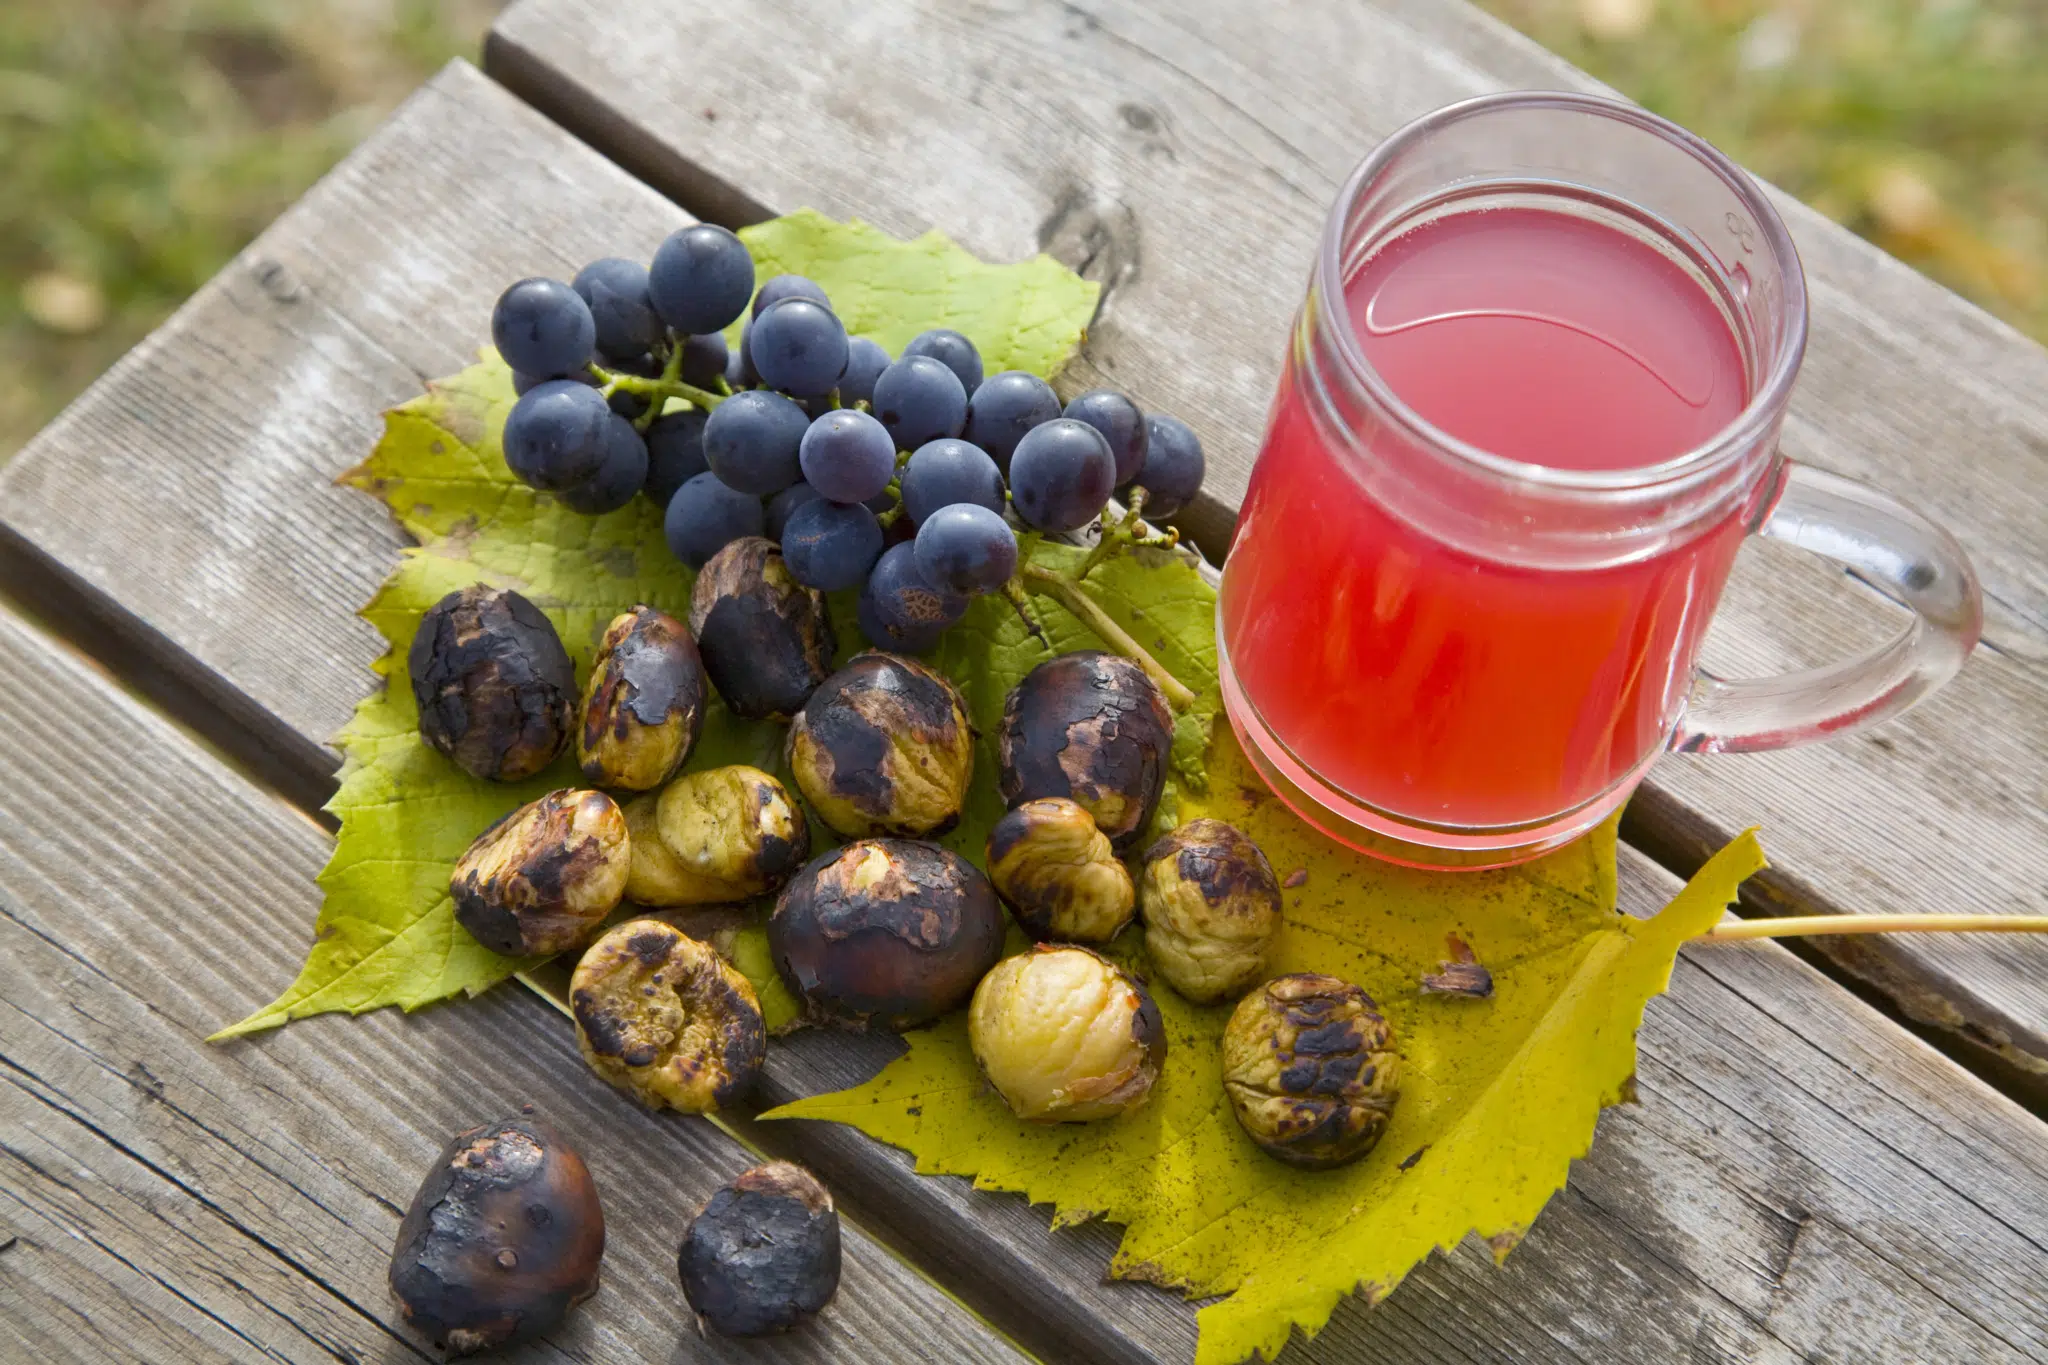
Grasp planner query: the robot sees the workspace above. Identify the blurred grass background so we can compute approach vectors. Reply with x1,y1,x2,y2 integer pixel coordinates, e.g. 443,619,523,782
0,0,2042,458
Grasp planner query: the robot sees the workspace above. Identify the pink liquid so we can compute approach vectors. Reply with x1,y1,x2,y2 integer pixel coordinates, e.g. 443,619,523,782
1220,206,1753,831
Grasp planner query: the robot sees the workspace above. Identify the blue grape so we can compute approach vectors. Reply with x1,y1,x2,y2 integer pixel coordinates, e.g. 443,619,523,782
799,409,897,504
871,355,967,451
727,323,757,388
752,273,831,318
964,371,1061,472
782,498,884,592
914,503,1016,596
750,298,849,396
643,409,709,507
680,332,728,389
900,439,1004,525
902,328,983,396
559,414,649,515
1136,413,1205,517
857,579,946,655
1008,418,1116,532
571,258,662,362
865,541,968,644
648,224,754,335
664,471,764,567
702,389,808,495
839,337,891,405
1063,389,1149,487
766,481,823,542
513,367,591,396
516,363,647,420
493,278,595,379
503,380,613,491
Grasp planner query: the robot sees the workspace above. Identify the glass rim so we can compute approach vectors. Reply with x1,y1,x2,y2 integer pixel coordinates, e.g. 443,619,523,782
1316,89,1810,495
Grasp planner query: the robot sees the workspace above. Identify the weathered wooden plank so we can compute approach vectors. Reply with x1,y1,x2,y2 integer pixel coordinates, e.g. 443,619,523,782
479,0,2048,1093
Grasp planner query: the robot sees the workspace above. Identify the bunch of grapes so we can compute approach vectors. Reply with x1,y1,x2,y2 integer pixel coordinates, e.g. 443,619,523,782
490,226,1206,656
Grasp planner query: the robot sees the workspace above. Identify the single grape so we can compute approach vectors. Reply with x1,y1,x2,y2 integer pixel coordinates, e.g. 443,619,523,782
871,355,967,451
766,481,823,542
799,409,897,504
643,409,710,507
493,278,596,379
902,329,983,397
648,224,754,335
559,414,650,515
1008,418,1117,533
571,258,662,362
517,363,647,420
914,503,1017,596
839,337,892,406
1063,389,1149,487
782,498,884,592
680,333,729,389
1137,413,1206,517
503,380,613,491
900,439,1004,525
702,389,809,495
865,541,968,644
964,371,1061,472
513,367,593,396
752,273,831,318
750,298,849,396
664,471,764,568
857,579,946,655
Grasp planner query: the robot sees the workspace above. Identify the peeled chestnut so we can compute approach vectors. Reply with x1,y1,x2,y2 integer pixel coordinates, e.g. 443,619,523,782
998,650,1173,849
769,839,1005,1029
787,652,974,839
577,605,707,790
1223,973,1401,1170
969,945,1165,1122
388,1115,604,1356
678,1162,841,1337
451,789,630,957
409,585,577,781
985,797,1135,942
689,536,835,720
571,919,765,1113
1139,819,1282,1003
623,766,809,906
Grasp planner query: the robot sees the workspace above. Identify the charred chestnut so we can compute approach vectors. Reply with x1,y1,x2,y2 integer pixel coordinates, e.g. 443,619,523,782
388,1115,604,1356
678,1162,841,1337
577,605,707,791
409,585,578,781
787,652,974,839
985,797,1135,942
1138,819,1282,1003
622,766,809,906
997,651,1173,850
769,839,1004,1029
968,945,1164,1122
688,537,835,720
1222,973,1401,1170
570,919,765,1113
451,789,630,957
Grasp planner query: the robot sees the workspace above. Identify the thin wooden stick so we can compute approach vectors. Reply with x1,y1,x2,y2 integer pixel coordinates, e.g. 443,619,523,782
1696,914,2048,943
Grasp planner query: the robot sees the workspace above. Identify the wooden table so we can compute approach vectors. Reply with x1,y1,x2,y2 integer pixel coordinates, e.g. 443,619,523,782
2,4,2044,1362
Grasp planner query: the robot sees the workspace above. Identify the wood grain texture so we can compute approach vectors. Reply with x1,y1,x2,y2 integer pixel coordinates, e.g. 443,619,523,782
478,0,2048,1089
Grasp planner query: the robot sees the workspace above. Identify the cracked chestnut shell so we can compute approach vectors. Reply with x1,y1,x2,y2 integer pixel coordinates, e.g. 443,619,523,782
571,919,765,1112
985,797,1135,942
678,1162,841,1337
769,839,1004,1029
968,945,1165,1122
787,652,973,839
997,651,1173,850
689,537,835,720
451,789,630,957
577,605,707,791
1223,973,1401,1170
409,585,578,781
623,766,809,906
388,1115,604,1356
1138,819,1282,1003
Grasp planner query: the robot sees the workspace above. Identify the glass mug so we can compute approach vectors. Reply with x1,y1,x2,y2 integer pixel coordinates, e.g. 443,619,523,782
1216,92,1982,870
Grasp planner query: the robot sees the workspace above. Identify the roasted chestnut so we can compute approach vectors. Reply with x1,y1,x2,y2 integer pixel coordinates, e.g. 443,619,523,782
968,945,1165,1122
622,766,809,906
1138,818,1282,1003
570,919,765,1113
577,605,707,790
409,585,578,781
997,650,1173,849
388,1115,604,1356
1222,973,1401,1170
985,797,1135,942
769,839,1005,1029
678,1162,841,1337
688,536,835,720
787,652,974,839
451,789,629,957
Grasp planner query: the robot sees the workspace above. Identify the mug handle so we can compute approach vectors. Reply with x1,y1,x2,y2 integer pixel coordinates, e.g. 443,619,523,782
1669,461,1982,755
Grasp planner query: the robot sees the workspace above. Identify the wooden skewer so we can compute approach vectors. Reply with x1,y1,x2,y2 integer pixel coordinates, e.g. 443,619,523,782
1697,914,2048,942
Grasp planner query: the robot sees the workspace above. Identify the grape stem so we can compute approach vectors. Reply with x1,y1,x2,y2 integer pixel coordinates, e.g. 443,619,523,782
1696,914,2048,942
1075,488,1180,581
1020,563,1197,711
592,336,726,430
